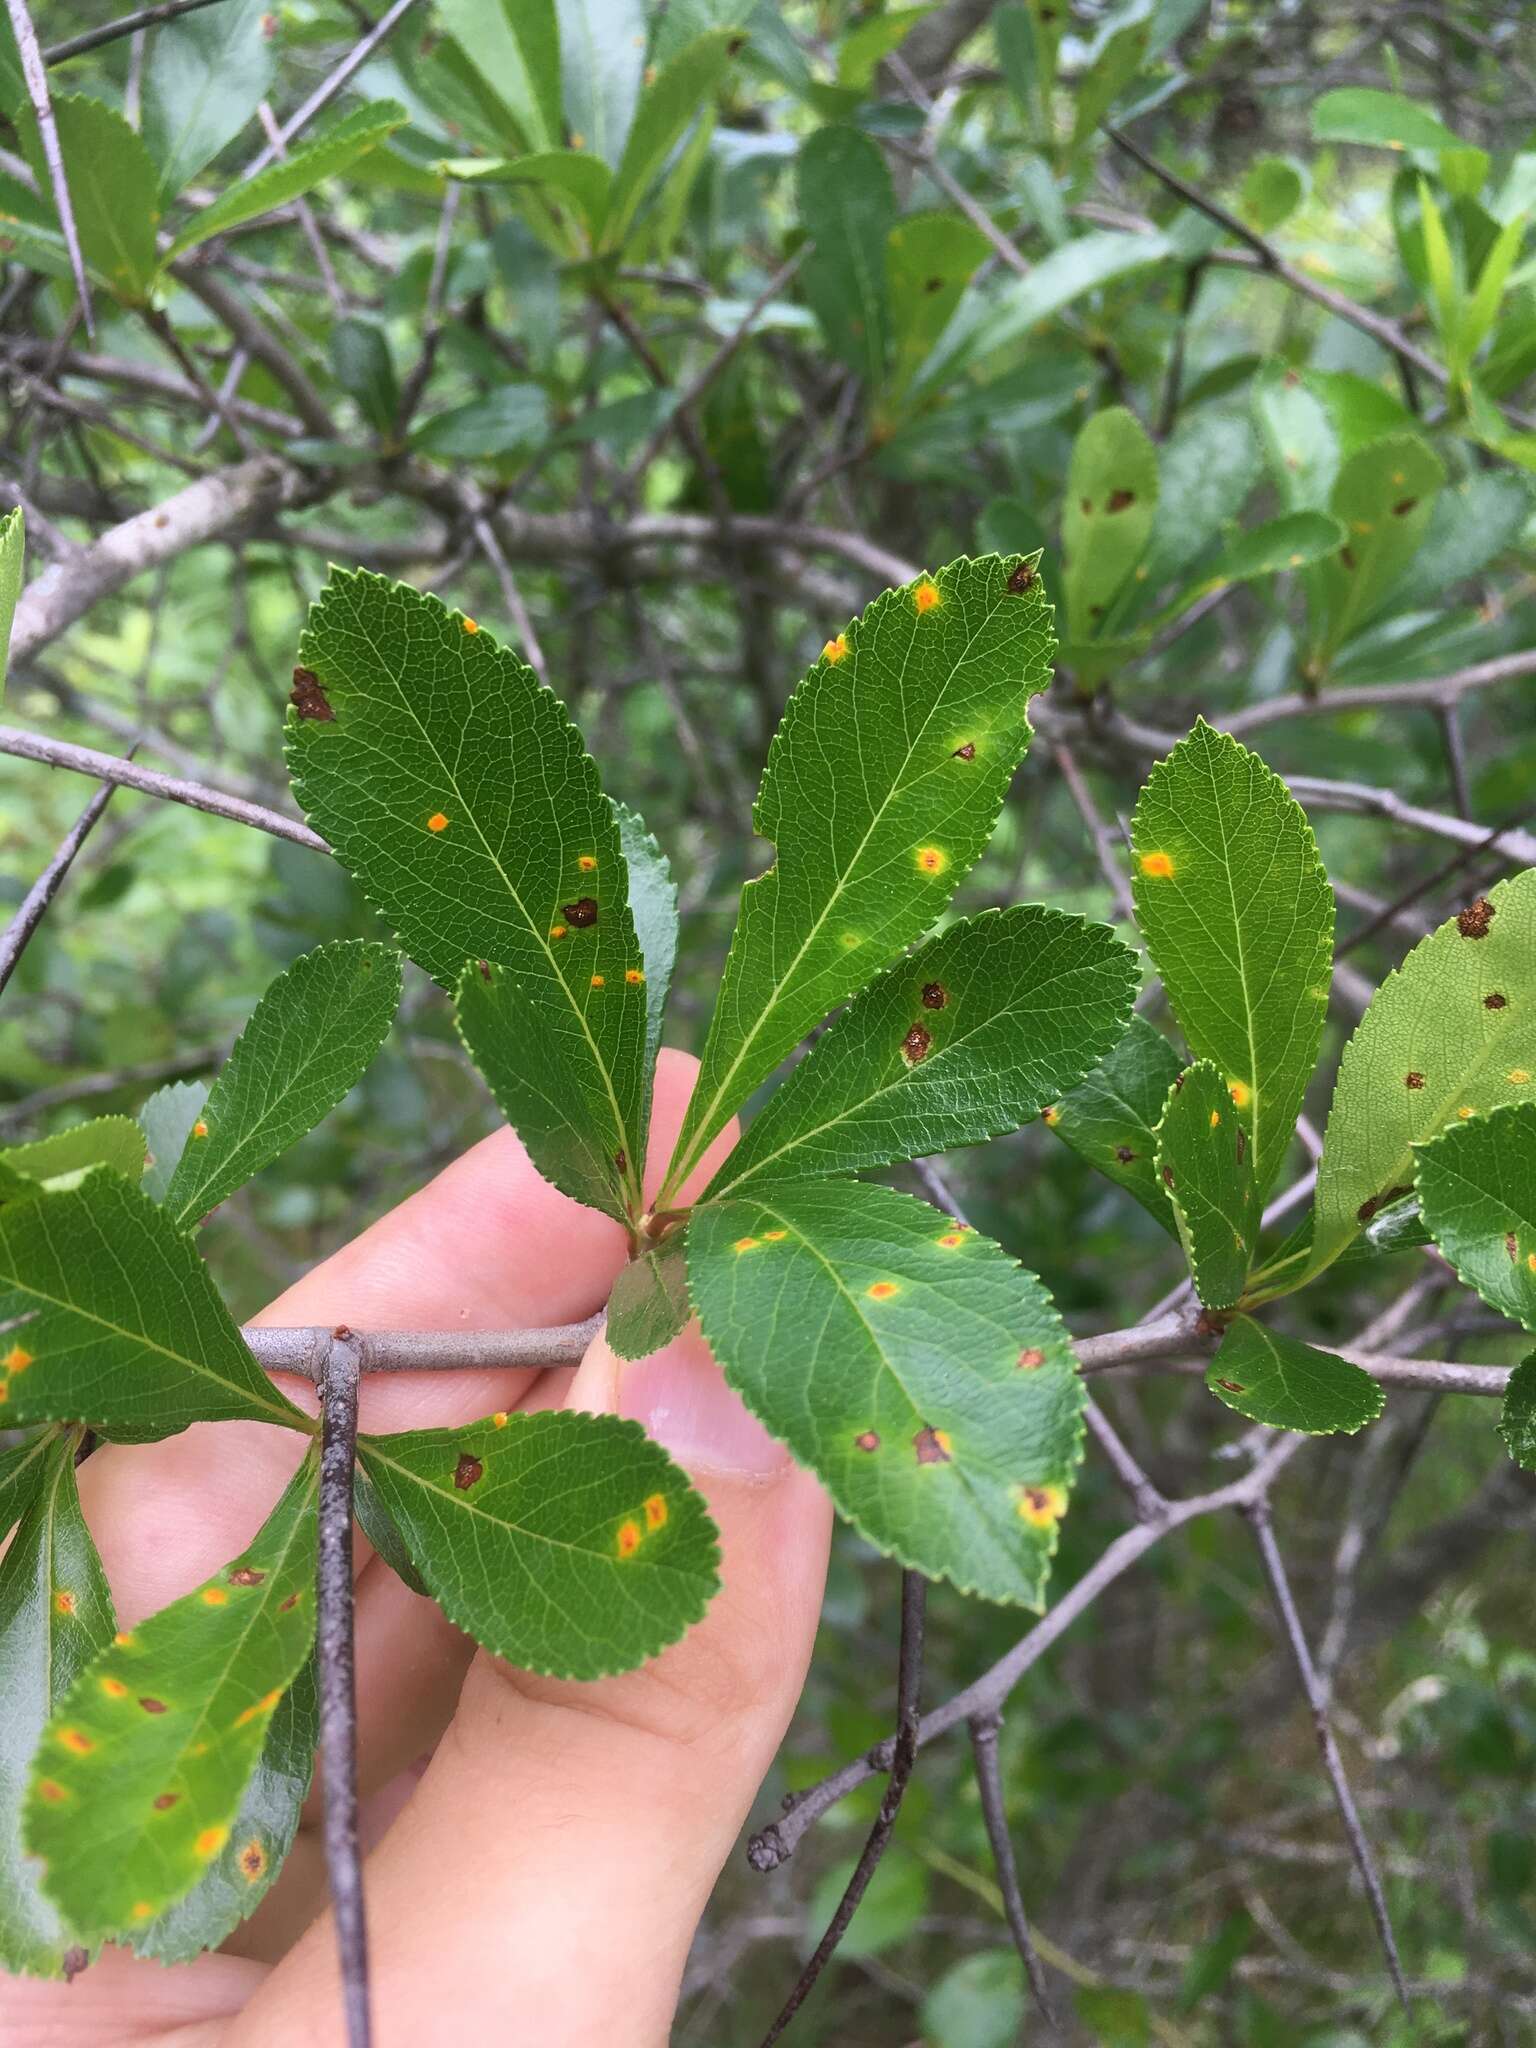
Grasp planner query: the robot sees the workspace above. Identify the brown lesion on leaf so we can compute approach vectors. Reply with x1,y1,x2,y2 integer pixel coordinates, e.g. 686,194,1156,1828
854,1430,880,1452
1106,488,1136,512
951,741,976,760
453,1453,484,1491
138,1697,167,1714
563,897,599,927
913,1425,953,1465
923,274,945,293
920,981,948,1010
1161,1165,1175,1188
1235,1127,1247,1166
1006,561,1036,594
1017,1347,1046,1370
229,1567,265,1586
279,1590,302,1613
1215,1378,1245,1394
1507,1232,1519,1262
477,959,492,981
1392,497,1418,516
1457,896,1496,938
238,1839,268,1883
901,1023,934,1066
1340,545,1357,571
289,667,334,721
1115,1145,1136,1163
1485,992,1508,1009
152,1791,180,1810
1405,1071,1425,1090
1356,1183,1413,1224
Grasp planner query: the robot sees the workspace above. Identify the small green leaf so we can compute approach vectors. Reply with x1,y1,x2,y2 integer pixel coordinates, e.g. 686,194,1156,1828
1312,432,1444,658
0,505,23,689
1154,1062,1261,1310
1205,1318,1383,1435
613,799,677,1088
663,553,1055,1200
838,6,935,89
1062,407,1158,642
0,1430,114,1977
436,148,613,239
1237,155,1303,233
689,1181,1084,1607
1313,88,1464,156
140,1082,211,1204
922,1950,1027,2048
329,318,399,435
1415,1102,1536,1330
947,232,1172,378
163,942,401,1232
166,102,408,261
26,1454,319,1942
1131,721,1335,1195
706,906,1137,1197
1137,410,1262,593
1498,1354,1536,1471
0,1173,309,1436
797,125,896,388
410,385,550,459
0,1117,146,1199
557,0,645,167
1042,1014,1185,1230
433,0,562,153
358,1411,720,1678
606,1237,689,1361
882,211,991,405
1253,361,1338,512
1310,869,1536,1277
142,0,273,199
1170,510,1345,607
601,29,736,251
289,570,650,1223
19,94,161,302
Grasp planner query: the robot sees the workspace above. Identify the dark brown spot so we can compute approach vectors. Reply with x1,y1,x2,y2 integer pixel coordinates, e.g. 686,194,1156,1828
332,1325,353,1342
229,1567,265,1586
901,1023,933,1065
1457,896,1495,939
1392,497,1418,516
855,1430,880,1452
1485,992,1508,1009
1106,488,1136,513
1017,1347,1046,1370
1235,1127,1247,1165
1195,1308,1231,1340
1405,1071,1425,1090
477,959,492,981
62,1948,88,1982
1283,368,1300,387
1161,1166,1175,1188
1006,561,1036,595
1115,1146,1136,1163
614,1150,627,1174
1340,546,1356,571
726,32,745,53
1216,1378,1245,1394
279,1591,301,1612
139,1697,167,1714
1507,1232,1519,1262
924,274,945,293
952,741,976,760
453,1453,483,1490
1357,1197,1380,1222
563,897,599,928
1172,1071,1186,1092
239,1841,266,1878
913,1425,952,1465
153,1792,179,1810
921,981,948,1010
289,668,334,721
1079,497,1092,516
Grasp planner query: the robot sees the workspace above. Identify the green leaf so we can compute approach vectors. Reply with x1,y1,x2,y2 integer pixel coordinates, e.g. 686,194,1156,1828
811,1847,927,1959
0,1426,56,1545
0,1117,146,1199
923,1950,1027,2048
0,1430,114,1977
1309,868,1536,1277
1137,410,1261,593
1313,88,1463,155
606,1237,689,1360
19,94,161,303
329,318,399,435
1130,720,1335,1195
1312,432,1444,658
1498,1354,1536,1471
557,0,645,166
1414,1102,1536,1330
124,1659,317,1963
1154,1062,1260,1310
662,552,1055,1199
1253,361,1338,513
1205,1317,1383,1435
433,0,562,153
1043,1013,1185,1230
1062,407,1158,642
436,148,613,240
943,231,1172,379
689,1180,1084,1607
797,125,896,387
163,942,401,1232
410,384,550,459
838,6,934,88
613,799,677,1087
289,569,650,1223
142,0,273,199
1171,510,1345,606
1237,155,1303,233
358,1410,720,1678
1070,17,1150,150
140,1082,211,1204
0,1173,309,1436
601,29,736,251
165,102,408,262
882,210,991,405
0,504,22,689
706,906,1137,1197
26,1454,319,1941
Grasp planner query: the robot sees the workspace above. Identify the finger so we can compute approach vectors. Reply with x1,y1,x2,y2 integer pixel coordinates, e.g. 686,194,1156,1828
228,1320,833,2047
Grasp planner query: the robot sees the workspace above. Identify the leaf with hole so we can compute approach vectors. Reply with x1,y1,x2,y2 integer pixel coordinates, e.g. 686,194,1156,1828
26,1453,318,1942
358,1410,720,1679
689,1180,1083,1607
0,1173,309,1436
163,942,401,1232
1042,1014,1185,1230
1131,721,1334,1196
706,906,1137,1197
289,570,650,1223
662,553,1056,1200
1415,1102,1536,1331
1154,1062,1261,1310
1205,1317,1383,1435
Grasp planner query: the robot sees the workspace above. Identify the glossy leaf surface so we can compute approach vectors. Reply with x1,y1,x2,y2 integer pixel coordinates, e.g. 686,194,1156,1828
1205,1317,1383,1435
1415,1102,1536,1329
1154,1062,1260,1310
1042,1015,1186,1230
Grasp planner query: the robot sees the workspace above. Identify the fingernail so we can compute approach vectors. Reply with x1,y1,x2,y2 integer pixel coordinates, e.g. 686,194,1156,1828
618,1342,790,1479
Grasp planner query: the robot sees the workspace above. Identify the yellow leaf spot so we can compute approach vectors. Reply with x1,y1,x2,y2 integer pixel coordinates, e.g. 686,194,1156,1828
1016,1482,1068,1529
1139,851,1175,879
1509,1069,1531,1084
1458,1105,1475,1119
616,1518,642,1559
492,1411,508,1428
191,1120,209,1139
37,1779,67,1804
1288,552,1303,567
1228,1080,1252,1110
590,974,605,988
101,1677,128,1700
1528,1252,1536,1273
937,1231,967,1248
1041,1104,1059,1126
762,1228,788,1241
866,1280,900,1301
625,967,645,986
570,131,585,149
58,1728,93,1755
202,1587,228,1606
916,846,947,875
131,1901,155,1922
462,617,478,633
1392,470,1406,486
578,854,598,872
733,1236,760,1254
114,1632,135,1649
1351,519,1374,535
53,1590,74,1616
550,924,568,939
913,577,941,613
427,812,450,833
3,1344,33,1372
823,633,849,663
196,1827,227,1859
643,1493,668,1531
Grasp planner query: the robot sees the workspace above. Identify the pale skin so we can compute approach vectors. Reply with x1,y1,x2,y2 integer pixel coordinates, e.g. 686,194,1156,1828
5,1052,833,2048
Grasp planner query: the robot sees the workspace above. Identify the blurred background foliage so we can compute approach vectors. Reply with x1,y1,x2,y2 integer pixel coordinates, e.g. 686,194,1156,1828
3,0,1536,2039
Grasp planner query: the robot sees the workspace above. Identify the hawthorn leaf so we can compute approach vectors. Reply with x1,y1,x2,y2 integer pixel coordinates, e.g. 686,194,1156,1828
1414,1102,1536,1330
18,95,160,302
689,1180,1084,1608
140,1082,211,1204
1042,1013,1185,1230
1312,88,1463,155
124,1661,317,1963
142,0,273,199
557,0,645,168
1154,1062,1261,1310
0,503,22,686
163,942,402,1231
1312,432,1444,657
26,1454,319,1942
1310,868,1536,1277
0,1430,114,1978
1131,720,1334,1196
433,0,561,153
798,125,896,387
613,799,677,1085
1253,360,1338,512
1062,406,1158,642
1498,1355,1536,1471
0,1425,56,1545
358,1411,721,1679
663,553,1055,1199
0,1117,146,1200
0,1173,309,1436
436,148,613,238
166,103,408,261
606,1238,689,1362
601,29,737,251
884,211,991,404
1205,1318,1383,1435
706,906,1137,1198
1162,509,1345,613
288,570,649,1222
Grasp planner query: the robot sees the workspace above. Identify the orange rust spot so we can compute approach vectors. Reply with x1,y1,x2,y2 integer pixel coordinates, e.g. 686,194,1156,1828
3,1344,32,1372
1228,1079,1252,1110
202,1586,228,1606
1017,1347,1046,1370
1041,1104,1059,1126
54,1590,75,1616
866,1280,900,1301
191,1120,209,1139
131,1901,155,1922
101,1677,128,1700
239,1839,268,1882
733,1235,760,1254
427,812,450,834
37,1778,67,1803
1458,1105,1475,1119
915,846,947,875
1017,1482,1068,1528
58,1729,93,1755
1509,1069,1531,1085
937,1231,967,1248
1528,1252,1536,1274
492,1411,508,1428
550,924,568,939
590,974,606,988
462,616,478,633
1139,851,1175,879
114,1632,134,1649
195,1826,227,1859
1209,1109,1221,1128
913,577,941,613
625,968,645,986
823,633,849,663
578,854,598,872
616,1519,642,1559
643,1493,668,1531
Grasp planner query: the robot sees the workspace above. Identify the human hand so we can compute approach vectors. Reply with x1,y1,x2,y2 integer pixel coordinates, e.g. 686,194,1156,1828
5,1050,832,2048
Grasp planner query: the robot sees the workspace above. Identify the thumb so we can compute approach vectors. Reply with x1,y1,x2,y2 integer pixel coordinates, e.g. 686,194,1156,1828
230,1323,831,2048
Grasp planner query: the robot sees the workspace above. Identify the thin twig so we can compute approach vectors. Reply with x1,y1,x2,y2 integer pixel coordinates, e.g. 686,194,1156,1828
0,771,125,997
470,509,548,687
1244,1498,1411,2013
317,1329,372,2048
245,1316,603,1379
757,1571,928,2047
6,0,93,338
970,1714,1058,2031
241,0,425,175
44,0,226,63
